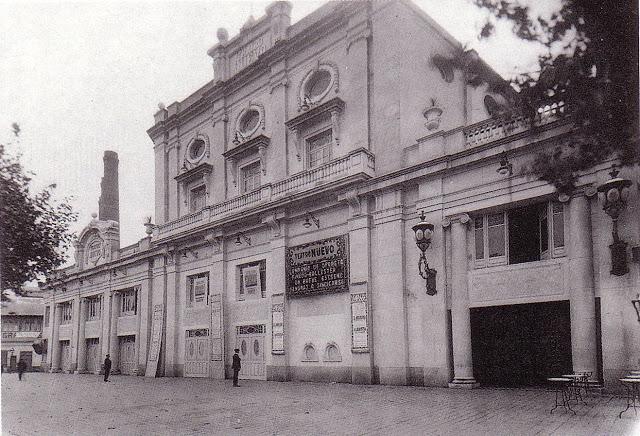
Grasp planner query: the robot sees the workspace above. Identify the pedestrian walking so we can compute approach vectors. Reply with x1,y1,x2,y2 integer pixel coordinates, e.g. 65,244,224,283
232,348,241,387
17,359,26,381
103,354,112,382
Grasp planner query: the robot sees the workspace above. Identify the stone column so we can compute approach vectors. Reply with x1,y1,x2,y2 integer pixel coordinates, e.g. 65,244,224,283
568,194,598,377
50,303,61,372
75,298,87,373
447,213,479,388
109,292,120,372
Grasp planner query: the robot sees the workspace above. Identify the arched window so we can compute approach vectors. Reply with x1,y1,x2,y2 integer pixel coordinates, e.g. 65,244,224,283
302,343,318,362
323,342,341,362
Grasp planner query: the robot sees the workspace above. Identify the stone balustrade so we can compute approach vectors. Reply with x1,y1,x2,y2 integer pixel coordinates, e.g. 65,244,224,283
154,148,375,239
464,101,566,148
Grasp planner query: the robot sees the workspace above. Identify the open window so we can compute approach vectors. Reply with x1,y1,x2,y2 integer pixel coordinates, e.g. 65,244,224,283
474,201,565,267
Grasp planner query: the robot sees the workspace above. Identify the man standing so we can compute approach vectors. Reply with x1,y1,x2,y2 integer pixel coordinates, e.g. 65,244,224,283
103,354,112,382
232,348,241,387
17,359,26,381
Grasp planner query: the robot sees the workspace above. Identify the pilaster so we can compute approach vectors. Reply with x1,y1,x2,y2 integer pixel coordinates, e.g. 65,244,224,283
75,298,87,373
206,232,226,379
69,296,81,373
164,252,179,376
50,303,61,372
372,189,408,385
109,291,120,372
445,213,479,388
347,194,373,384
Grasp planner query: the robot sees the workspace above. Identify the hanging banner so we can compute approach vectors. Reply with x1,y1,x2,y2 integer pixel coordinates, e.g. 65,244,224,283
351,293,368,351
271,300,285,354
210,294,223,361
286,235,349,298
145,303,164,377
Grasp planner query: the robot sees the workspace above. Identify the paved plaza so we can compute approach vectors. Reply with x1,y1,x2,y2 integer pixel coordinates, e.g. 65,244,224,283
1,373,639,435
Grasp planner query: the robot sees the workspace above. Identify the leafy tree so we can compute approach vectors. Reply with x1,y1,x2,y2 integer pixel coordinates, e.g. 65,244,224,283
439,0,639,191
0,125,77,292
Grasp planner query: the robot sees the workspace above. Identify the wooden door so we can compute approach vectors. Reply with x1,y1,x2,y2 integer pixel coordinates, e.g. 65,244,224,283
60,341,71,372
185,329,210,377
118,336,136,375
19,351,32,371
86,338,100,373
236,325,266,380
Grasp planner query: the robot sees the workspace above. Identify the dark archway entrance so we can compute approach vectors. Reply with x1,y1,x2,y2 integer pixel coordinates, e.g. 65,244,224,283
470,300,572,387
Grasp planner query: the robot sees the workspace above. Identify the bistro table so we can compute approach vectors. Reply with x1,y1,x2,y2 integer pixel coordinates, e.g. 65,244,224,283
548,377,576,415
619,378,640,418
562,374,588,405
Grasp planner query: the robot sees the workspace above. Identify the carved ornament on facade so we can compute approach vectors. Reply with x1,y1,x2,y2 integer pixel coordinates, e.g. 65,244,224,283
441,213,470,228
296,61,339,112
262,212,282,238
204,231,223,254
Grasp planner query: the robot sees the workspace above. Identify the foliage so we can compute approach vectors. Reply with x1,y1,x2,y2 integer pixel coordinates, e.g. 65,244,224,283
0,126,77,292
438,0,639,191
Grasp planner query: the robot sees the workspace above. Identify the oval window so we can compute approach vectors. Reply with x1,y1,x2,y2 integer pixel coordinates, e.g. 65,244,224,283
253,339,260,355
239,109,260,136
241,339,247,356
188,139,206,161
305,69,332,99
189,342,195,356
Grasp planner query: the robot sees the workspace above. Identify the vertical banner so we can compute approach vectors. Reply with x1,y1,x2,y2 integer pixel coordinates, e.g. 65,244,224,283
271,293,285,354
210,294,223,361
145,303,164,377
351,293,368,351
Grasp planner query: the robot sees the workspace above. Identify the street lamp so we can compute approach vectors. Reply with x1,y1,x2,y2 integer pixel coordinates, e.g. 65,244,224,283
412,210,437,296
632,294,640,324
597,165,633,276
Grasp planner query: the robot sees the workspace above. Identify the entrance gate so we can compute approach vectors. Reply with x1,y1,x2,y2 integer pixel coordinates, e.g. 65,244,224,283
86,338,100,373
235,324,266,380
118,336,136,375
185,329,210,377
60,341,71,372
19,351,32,371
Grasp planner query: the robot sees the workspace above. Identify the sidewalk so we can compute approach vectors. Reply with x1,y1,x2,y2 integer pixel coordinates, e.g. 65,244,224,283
2,373,639,435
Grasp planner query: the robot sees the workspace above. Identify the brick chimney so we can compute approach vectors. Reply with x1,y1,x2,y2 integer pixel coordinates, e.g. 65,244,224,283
98,150,119,223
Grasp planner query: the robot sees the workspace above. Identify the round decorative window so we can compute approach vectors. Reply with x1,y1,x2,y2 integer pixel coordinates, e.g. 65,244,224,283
305,69,332,99
241,339,247,356
87,238,103,265
253,339,260,355
238,109,260,137
188,139,206,161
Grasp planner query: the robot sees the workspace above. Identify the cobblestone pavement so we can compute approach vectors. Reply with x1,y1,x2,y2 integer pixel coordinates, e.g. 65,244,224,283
2,373,639,436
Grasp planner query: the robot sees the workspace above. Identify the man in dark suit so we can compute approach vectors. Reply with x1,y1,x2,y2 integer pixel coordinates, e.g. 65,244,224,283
232,348,241,387
103,354,112,382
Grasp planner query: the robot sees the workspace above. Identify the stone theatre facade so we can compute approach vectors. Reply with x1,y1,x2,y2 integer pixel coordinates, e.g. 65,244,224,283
43,0,639,389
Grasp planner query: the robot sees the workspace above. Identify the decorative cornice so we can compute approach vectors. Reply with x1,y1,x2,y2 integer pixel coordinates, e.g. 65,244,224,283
174,162,213,184
285,97,345,131
222,134,270,160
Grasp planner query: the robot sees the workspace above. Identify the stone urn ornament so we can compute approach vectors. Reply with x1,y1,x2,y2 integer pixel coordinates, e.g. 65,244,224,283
423,98,443,131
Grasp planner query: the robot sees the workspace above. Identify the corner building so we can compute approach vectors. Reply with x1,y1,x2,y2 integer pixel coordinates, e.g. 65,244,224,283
43,0,640,389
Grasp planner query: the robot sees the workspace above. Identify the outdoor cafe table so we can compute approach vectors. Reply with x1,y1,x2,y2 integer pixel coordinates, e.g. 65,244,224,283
548,377,575,414
619,378,640,418
562,374,588,405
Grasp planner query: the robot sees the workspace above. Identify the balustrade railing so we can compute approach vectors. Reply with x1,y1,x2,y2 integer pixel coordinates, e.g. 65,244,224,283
465,101,566,148
156,149,374,237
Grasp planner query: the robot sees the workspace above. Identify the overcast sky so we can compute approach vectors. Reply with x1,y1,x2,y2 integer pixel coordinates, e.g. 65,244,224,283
1,0,552,248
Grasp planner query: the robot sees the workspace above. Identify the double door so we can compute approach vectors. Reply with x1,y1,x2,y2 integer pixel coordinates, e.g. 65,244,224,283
60,341,71,372
185,329,210,377
118,336,136,375
235,325,266,380
86,338,100,373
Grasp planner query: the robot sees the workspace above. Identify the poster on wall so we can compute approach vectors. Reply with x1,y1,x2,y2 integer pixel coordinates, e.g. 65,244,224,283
145,304,164,377
351,293,368,351
285,235,349,298
271,301,285,354
210,294,223,361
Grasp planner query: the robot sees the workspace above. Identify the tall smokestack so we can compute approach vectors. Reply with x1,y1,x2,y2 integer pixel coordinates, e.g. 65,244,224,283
98,150,119,223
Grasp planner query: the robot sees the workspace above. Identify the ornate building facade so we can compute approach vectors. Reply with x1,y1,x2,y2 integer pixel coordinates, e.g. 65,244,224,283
42,0,639,389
